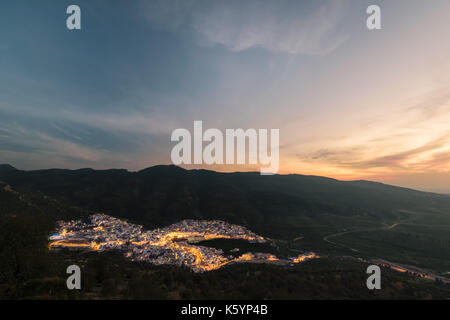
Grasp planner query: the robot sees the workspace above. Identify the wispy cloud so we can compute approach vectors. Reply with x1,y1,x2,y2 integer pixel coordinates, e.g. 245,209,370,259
296,85,450,175
140,0,351,55
0,122,165,170
305,135,450,171
0,123,103,162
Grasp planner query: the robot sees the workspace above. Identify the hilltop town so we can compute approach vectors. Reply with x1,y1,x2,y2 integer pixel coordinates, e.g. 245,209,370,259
49,214,317,272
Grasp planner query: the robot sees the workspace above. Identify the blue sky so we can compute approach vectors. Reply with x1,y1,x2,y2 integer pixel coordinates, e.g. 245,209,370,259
1,1,450,192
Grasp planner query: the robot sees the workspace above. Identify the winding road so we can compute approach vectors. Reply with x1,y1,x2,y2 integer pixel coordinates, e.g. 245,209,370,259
322,219,411,253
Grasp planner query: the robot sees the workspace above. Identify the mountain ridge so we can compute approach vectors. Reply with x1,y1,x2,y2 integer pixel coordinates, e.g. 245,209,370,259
0,163,448,239
0,163,441,195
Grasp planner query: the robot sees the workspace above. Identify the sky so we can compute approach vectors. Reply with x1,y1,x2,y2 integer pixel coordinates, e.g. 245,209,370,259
0,0,450,193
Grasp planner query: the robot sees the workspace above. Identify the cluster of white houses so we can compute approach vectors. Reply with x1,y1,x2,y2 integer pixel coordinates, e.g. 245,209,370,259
49,214,318,272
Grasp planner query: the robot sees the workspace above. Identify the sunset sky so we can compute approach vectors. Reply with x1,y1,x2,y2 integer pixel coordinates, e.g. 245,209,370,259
1,0,450,193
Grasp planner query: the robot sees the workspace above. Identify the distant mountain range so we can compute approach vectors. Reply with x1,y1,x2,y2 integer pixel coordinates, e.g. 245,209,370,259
1,163,449,241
